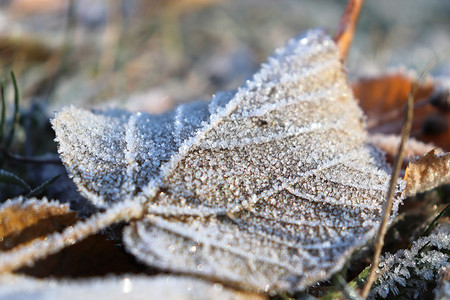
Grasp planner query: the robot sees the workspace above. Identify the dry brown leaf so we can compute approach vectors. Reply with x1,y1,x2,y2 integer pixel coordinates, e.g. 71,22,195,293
0,198,146,278
0,197,78,251
352,72,450,151
0,36,57,64
404,149,450,197
18,233,148,278
353,72,433,116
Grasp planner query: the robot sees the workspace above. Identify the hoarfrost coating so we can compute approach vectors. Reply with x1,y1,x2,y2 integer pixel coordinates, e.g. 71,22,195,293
370,224,450,299
50,29,405,292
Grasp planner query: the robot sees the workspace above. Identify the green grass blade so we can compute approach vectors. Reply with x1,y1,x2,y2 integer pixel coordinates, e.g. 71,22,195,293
0,169,31,193
333,274,363,300
5,71,20,148
422,203,450,237
26,175,60,198
319,267,370,300
0,80,5,144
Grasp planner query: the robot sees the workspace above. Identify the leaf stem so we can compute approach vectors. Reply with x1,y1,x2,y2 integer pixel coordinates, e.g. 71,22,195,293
334,0,364,62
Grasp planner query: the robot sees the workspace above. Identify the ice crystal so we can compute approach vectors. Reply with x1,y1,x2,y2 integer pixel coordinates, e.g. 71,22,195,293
370,224,450,299
49,29,405,292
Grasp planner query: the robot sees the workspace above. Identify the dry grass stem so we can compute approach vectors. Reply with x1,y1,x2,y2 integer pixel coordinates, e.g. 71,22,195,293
360,85,414,298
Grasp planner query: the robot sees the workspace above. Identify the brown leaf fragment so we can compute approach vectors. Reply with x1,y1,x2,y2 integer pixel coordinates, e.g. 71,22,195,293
0,36,58,64
0,199,144,274
18,233,148,278
352,72,450,151
0,197,78,251
352,72,434,119
404,150,450,197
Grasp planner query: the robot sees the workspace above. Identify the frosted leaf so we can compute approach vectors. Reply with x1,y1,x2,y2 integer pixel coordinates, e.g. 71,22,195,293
52,29,404,292
53,103,211,207
0,274,262,300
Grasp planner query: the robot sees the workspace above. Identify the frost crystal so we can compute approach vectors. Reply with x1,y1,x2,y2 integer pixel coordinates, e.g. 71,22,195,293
52,29,404,292
0,274,261,300
370,224,450,299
